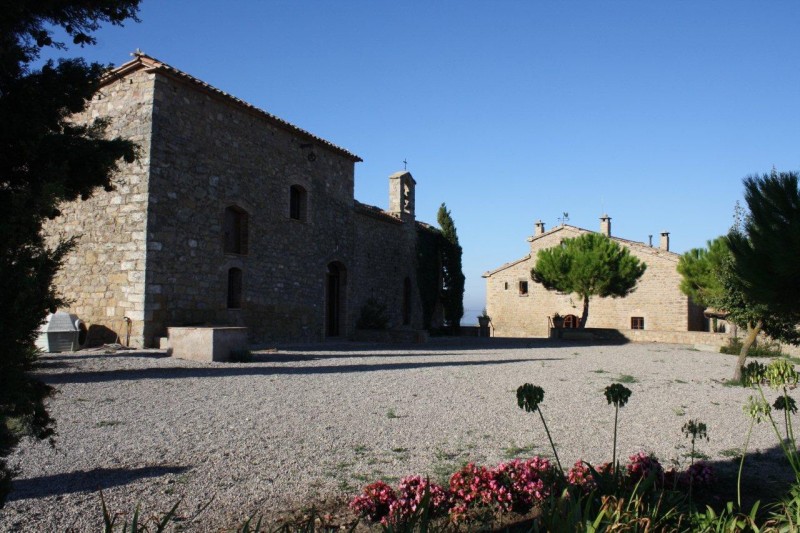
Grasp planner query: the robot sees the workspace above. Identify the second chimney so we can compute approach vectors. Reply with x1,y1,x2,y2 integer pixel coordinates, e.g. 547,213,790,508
534,219,545,236
600,214,611,237
660,231,670,251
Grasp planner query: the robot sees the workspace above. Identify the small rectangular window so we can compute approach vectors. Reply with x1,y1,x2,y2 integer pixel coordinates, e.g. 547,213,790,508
290,185,307,221
504,282,509,290
631,316,644,330
519,281,528,296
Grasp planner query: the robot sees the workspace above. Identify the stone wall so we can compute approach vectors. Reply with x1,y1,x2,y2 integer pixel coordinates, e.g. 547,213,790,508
485,225,703,338
44,69,155,347
143,71,358,344
47,55,430,347
352,206,423,330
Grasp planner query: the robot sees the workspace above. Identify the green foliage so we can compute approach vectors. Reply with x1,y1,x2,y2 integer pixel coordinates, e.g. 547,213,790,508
415,227,443,330
516,383,563,476
604,383,632,408
100,490,180,532
720,337,783,358
678,231,800,381
437,203,464,332
0,0,140,506
605,383,632,473
356,298,389,330
729,170,800,316
677,236,730,308
531,233,646,328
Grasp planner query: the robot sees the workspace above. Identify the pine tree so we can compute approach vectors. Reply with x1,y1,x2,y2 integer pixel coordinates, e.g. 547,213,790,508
531,233,646,328
0,1,140,506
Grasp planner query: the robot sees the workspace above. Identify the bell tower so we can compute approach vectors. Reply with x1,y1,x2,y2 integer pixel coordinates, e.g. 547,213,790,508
388,171,415,221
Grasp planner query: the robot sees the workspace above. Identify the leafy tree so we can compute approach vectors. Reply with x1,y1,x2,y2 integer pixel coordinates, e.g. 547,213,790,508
530,233,646,328
679,234,800,382
0,1,140,506
437,203,465,332
728,170,800,315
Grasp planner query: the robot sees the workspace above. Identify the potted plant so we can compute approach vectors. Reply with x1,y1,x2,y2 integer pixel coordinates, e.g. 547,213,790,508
477,308,491,337
552,312,564,329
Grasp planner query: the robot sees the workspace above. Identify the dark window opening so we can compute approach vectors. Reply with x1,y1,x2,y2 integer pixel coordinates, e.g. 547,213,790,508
519,281,528,296
631,316,644,330
224,206,248,254
504,282,509,290
402,277,412,325
227,268,242,309
326,262,346,336
290,185,307,221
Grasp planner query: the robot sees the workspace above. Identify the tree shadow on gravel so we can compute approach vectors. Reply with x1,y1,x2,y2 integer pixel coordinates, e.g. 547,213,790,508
37,358,556,384
41,352,168,361
671,442,797,518
6,465,189,501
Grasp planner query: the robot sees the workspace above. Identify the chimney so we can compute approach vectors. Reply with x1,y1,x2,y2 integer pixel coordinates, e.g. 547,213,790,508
600,214,611,237
534,219,545,236
660,231,670,251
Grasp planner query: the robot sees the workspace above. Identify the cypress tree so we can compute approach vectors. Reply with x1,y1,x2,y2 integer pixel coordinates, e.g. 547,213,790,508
437,203,465,332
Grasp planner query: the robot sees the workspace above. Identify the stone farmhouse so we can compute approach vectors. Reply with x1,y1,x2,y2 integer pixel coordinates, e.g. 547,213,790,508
483,216,706,338
46,52,439,348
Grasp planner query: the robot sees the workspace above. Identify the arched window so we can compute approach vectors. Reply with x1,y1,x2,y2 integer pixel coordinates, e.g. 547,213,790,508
290,185,307,221
227,268,242,309
224,206,248,254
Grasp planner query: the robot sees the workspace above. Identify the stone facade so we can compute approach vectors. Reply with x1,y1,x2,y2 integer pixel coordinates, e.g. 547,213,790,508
483,217,705,338
45,53,431,347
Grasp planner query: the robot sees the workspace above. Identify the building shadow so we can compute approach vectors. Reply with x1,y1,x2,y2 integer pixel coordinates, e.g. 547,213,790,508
41,352,168,362
275,335,628,354
6,465,189,501
37,357,557,385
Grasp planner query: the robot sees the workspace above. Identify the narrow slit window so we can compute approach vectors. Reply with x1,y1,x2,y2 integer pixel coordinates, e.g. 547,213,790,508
290,185,307,221
227,268,242,309
224,206,248,254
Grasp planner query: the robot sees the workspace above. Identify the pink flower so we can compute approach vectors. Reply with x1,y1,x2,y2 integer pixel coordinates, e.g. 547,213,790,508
349,481,396,522
626,451,664,485
679,461,715,490
386,475,450,523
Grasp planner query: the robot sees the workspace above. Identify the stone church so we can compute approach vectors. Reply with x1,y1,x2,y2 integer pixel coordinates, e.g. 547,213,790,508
46,52,437,348
483,216,706,338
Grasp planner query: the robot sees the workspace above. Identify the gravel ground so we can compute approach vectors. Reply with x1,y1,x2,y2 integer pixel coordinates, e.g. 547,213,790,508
0,338,795,531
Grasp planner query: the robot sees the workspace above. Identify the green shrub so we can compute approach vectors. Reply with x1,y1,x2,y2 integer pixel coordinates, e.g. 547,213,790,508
720,337,783,357
356,298,389,330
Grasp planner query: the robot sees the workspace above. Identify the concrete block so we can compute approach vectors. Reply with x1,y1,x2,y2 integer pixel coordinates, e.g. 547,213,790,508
168,326,248,362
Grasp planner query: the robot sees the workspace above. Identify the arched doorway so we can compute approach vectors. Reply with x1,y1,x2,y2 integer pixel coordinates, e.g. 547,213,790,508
326,262,346,337
563,314,580,329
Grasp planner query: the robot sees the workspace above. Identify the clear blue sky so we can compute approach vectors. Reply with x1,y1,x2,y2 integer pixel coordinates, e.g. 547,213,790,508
43,1,800,318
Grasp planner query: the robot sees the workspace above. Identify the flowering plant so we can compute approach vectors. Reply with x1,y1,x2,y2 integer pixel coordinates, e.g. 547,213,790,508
626,451,664,485
348,480,396,523
387,476,449,523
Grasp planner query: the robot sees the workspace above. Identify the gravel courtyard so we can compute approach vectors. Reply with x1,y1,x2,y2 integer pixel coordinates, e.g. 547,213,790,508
0,338,794,531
